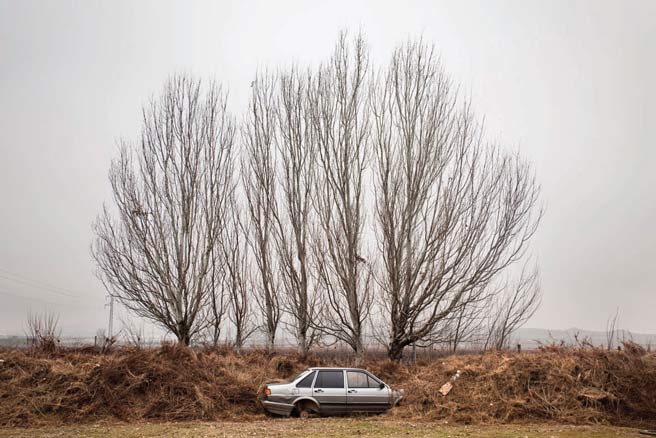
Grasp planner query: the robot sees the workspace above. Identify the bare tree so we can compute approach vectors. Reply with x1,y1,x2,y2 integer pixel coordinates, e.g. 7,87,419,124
25,310,60,351
221,198,256,351
273,67,321,357
92,74,236,346
121,316,145,348
95,328,106,344
371,41,542,360
241,72,282,352
308,32,373,363
483,265,541,350
606,307,620,351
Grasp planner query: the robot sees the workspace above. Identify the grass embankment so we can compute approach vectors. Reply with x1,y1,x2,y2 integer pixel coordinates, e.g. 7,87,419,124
1,342,655,428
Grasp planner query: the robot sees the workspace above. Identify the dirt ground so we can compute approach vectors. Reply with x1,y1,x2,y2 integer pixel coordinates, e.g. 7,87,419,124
0,419,647,438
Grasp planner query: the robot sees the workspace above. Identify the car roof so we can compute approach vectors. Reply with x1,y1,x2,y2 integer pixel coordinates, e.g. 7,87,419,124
307,367,368,372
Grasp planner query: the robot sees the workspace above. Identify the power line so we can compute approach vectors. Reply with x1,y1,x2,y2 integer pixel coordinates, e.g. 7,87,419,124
0,267,84,294
0,268,81,298
0,287,60,306
0,273,79,298
0,287,106,312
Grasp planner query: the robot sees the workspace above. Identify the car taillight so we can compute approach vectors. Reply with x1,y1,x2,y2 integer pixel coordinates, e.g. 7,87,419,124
264,387,271,396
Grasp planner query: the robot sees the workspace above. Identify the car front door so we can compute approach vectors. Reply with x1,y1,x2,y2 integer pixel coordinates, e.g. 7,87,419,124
346,371,391,412
312,370,347,413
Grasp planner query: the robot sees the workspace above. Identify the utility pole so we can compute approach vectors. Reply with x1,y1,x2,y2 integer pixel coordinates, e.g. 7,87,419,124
105,294,114,340
412,341,417,364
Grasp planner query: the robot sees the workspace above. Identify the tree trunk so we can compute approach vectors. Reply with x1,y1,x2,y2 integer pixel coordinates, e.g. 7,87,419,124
388,341,405,362
353,338,366,366
266,331,275,353
235,330,243,352
298,332,309,358
177,333,191,346
176,321,191,346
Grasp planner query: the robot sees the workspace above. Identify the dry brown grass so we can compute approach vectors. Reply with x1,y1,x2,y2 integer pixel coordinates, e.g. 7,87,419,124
1,342,654,428
0,420,645,438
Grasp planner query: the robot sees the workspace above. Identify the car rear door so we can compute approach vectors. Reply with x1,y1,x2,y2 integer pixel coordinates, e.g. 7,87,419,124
312,370,347,413
346,371,391,412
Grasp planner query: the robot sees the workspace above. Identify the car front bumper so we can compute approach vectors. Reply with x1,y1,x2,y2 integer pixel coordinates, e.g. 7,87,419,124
262,400,295,416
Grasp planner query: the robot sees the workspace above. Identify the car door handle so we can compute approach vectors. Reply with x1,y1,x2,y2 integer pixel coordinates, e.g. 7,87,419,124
314,389,324,393
347,389,357,393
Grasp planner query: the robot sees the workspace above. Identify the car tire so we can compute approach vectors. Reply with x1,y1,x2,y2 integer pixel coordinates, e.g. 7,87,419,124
295,400,316,419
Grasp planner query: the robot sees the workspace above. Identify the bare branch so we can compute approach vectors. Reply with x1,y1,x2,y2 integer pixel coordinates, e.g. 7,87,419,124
484,263,541,350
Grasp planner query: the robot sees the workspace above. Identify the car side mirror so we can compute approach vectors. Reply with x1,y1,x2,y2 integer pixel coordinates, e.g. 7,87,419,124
379,383,385,390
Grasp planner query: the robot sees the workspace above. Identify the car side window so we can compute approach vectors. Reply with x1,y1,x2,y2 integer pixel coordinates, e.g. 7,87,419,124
367,374,382,388
296,371,316,388
346,371,369,388
315,370,344,388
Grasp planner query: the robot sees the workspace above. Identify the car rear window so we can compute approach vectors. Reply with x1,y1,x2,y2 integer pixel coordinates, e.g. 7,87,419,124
315,370,344,388
296,370,316,388
288,371,308,383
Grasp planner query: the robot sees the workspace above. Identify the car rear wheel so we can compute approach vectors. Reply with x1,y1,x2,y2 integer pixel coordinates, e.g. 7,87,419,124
294,400,317,419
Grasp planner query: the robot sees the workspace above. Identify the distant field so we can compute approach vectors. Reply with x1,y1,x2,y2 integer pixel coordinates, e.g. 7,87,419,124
0,420,647,438
2,327,655,350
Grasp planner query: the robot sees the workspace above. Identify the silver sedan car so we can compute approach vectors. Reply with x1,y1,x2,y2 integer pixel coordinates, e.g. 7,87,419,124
262,367,403,417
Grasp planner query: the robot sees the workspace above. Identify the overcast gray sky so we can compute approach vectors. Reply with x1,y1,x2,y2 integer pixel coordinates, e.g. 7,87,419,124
1,0,654,337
